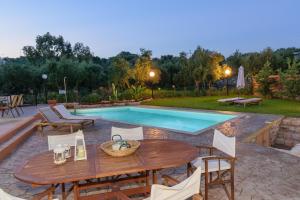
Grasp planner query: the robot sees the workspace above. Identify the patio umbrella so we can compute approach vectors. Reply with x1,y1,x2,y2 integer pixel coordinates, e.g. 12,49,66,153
236,66,245,96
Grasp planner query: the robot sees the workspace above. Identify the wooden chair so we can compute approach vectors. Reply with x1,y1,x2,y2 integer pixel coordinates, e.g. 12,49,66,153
16,94,24,114
121,166,203,200
47,132,78,150
38,107,93,133
10,95,20,116
0,187,55,200
110,126,146,183
0,95,18,117
111,127,144,140
188,129,236,200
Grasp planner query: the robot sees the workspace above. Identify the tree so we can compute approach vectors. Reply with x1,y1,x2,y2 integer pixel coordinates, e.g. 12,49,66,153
280,58,300,98
109,57,132,89
190,47,211,90
156,55,180,87
256,60,273,97
73,42,93,62
209,53,225,87
133,49,153,86
174,52,192,89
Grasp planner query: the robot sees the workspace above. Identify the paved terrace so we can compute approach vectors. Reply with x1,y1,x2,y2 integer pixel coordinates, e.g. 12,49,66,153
0,106,300,200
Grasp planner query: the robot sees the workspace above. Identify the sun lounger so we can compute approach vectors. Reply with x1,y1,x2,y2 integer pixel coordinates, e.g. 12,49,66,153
234,98,262,107
53,104,96,124
217,97,245,103
38,107,93,133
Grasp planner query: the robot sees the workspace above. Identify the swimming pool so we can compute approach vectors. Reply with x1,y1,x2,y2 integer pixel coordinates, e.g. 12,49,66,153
75,106,237,134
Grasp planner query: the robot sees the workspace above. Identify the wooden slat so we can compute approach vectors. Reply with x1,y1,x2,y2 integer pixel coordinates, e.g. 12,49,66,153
15,140,198,189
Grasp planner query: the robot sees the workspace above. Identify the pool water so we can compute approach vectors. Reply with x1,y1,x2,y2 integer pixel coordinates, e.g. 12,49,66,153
75,106,236,134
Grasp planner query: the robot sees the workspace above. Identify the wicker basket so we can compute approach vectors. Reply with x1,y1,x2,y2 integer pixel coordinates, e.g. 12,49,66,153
100,140,141,157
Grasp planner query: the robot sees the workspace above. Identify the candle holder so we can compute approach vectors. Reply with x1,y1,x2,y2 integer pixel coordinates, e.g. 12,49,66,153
74,130,87,161
53,146,66,165
64,144,71,158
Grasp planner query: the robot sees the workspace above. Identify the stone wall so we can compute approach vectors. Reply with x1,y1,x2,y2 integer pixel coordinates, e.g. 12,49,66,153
244,118,282,147
249,117,300,149
274,117,300,148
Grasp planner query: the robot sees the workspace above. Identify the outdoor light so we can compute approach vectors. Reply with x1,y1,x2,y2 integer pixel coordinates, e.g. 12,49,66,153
224,67,232,96
42,74,48,103
149,71,155,78
149,71,155,99
74,130,87,161
225,68,232,76
42,74,48,80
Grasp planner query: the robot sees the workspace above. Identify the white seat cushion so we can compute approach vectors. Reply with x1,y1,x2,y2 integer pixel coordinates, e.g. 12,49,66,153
191,156,231,173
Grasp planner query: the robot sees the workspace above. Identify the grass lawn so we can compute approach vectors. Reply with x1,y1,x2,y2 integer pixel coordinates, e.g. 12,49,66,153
142,96,300,117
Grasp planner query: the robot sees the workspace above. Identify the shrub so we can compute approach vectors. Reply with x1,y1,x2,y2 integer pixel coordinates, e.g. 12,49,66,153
80,93,101,104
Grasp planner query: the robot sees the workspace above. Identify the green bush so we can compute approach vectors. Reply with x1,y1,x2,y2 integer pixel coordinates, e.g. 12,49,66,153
80,93,101,104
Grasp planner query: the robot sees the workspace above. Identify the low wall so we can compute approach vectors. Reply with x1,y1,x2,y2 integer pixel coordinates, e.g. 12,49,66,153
245,117,300,149
244,117,283,147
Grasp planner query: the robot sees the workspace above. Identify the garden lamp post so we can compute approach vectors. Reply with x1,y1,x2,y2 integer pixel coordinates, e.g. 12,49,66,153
224,68,232,96
64,76,67,103
42,74,48,103
149,71,155,99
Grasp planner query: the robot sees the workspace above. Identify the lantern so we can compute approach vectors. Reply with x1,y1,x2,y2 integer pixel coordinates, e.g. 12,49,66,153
74,130,87,161
64,144,71,158
53,146,66,165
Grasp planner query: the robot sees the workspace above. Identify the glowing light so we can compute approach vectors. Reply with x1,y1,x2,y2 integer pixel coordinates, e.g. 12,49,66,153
149,71,155,78
224,68,232,76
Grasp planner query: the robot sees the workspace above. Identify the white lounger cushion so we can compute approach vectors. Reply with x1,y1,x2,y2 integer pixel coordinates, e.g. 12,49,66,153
191,156,231,173
217,97,244,103
54,105,97,120
144,166,202,200
0,188,25,200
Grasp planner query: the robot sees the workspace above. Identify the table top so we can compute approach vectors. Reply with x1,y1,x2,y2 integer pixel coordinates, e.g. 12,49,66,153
14,139,198,185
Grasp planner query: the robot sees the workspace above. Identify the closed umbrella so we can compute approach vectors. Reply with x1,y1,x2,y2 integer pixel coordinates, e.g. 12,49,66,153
236,66,245,97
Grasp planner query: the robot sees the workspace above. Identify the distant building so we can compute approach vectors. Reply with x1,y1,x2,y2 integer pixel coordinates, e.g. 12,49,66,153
294,52,300,61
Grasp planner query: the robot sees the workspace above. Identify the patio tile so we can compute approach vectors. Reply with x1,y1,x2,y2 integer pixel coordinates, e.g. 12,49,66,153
0,106,299,199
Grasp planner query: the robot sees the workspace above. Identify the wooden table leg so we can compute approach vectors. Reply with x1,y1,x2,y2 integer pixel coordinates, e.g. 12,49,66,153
61,183,66,200
152,170,157,184
146,170,150,186
73,182,79,200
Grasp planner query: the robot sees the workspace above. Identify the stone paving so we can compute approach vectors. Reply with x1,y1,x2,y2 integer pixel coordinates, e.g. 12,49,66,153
1,106,300,200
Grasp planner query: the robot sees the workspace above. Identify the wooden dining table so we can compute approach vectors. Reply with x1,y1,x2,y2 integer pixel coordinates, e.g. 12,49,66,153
14,139,198,200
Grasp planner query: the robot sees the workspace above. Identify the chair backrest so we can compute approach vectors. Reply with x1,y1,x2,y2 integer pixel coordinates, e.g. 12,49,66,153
10,95,19,107
16,94,23,106
149,167,201,200
39,107,62,122
48,132,78,150
54,104,72,118
213,129,236,157
111,127,144,141
0,188,25,200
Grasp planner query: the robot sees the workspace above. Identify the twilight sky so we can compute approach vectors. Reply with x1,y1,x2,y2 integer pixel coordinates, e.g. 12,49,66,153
0,0,299,58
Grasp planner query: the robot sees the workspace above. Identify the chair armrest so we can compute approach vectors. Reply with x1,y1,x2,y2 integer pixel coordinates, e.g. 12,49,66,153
202,156,236,162
195,145,216,156
161,175,180,186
